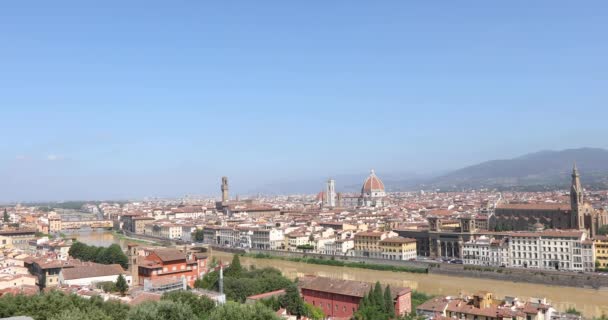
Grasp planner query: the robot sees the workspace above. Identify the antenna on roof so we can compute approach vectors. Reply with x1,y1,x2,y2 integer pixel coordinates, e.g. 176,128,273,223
219,263,224,295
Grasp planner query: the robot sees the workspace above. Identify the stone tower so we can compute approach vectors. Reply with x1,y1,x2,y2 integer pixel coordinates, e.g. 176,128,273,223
221,176,229,203
570,163,585,230
325,179,336,208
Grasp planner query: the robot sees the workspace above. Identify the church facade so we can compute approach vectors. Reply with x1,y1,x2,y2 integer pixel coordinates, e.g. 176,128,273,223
490,165,608,237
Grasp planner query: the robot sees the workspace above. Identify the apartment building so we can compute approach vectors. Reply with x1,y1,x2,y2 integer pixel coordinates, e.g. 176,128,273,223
251,228,284,250
354,231,397,259
594,236,608,269
463,236,510,267
379,237,417,261
463,230,593,272
323,239,354,256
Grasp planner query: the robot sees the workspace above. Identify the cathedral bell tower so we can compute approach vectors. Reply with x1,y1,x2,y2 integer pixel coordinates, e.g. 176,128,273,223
570,163,585,230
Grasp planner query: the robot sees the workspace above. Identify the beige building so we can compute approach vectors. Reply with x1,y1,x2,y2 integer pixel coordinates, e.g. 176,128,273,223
354,231,397,258
379,237,417,261
49,217,62,233
594,236,608,270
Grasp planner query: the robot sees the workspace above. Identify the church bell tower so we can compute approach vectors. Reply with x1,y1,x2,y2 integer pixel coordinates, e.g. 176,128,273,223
570,163,585,230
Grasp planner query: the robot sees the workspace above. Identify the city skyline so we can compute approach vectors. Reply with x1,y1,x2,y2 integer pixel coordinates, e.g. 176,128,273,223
2,1,608,200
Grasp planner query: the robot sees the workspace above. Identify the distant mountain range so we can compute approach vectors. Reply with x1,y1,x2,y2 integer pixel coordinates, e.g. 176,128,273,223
253,148,608,195
414,148,608,191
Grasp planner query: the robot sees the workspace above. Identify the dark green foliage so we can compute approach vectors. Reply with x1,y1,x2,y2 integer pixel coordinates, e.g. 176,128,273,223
373,282,384,310
411,291,434,311
193,229,205,242
384,285,395,315
0,291,129,320
353,282,405,320
598,225,608,236
225,254,243,277
566,307,582,316
3,208,9,223
304,303,325,320
97,281,117,293
296,244,314,250
116,274,128,296
161,290,215,318
69,242,128,269
195,270,220,291
279,283,305,317
207,302,281,320
244,253,427,273
258,296,282,311
196,266,292,303
127,300,194,320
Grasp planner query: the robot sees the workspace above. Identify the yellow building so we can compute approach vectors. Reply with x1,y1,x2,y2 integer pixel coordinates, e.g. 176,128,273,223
354,231,396,258
49,217,62,233
379,237,417,261
594,236,608,269
0,235,13,249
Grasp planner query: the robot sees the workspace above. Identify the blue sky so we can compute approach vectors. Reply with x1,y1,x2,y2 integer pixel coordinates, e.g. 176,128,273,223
1,1,607,201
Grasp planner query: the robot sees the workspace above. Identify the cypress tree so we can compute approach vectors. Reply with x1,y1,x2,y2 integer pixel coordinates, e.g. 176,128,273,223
373,281,384,311
384,285,395,316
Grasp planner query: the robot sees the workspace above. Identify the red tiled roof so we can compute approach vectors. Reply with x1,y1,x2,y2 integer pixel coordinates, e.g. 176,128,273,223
298,276,410,299
496,203,571,211
246,289,286,301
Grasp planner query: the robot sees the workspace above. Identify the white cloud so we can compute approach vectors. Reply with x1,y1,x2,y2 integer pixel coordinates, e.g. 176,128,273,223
15,155,28,160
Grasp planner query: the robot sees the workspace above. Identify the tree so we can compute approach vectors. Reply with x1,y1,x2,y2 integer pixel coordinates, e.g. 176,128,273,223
116,274,128,296
101,244,129,269
384,285,395,316
127,300,194,320
280,283,305,318
566,307,582,316
207,302,281,320
373,281,385,311
2,209,9,223
598,225,608,236
195,270,219,290
226,254,243,277
49,308,112,320
161,291,215,318
193,229,205,242
304,303,325,320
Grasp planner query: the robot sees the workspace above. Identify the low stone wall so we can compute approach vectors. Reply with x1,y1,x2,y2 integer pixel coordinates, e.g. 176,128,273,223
210,245,246,255
240,248,429,269
429,263,608,289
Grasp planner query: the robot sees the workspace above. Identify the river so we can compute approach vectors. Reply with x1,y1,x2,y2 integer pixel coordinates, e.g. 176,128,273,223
68,230,608,318
64,229,128,247
211,252,608,318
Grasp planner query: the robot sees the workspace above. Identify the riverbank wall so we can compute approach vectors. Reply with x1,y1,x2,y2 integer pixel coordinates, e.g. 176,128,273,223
211,247,608,290
429,263,608,289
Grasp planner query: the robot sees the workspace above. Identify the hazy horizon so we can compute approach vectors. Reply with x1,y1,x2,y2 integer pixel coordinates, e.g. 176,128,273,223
2,2,608,201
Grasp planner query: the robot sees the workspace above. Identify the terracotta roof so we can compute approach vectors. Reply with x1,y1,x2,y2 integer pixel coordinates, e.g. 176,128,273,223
379,237,416,244
62,264,125,280
362,170,385,193
417,297,449,313
496,203,571,211
298,276,410,299
129,292,162,306
354,231,384,238
152,249,186,262
246,289,286,301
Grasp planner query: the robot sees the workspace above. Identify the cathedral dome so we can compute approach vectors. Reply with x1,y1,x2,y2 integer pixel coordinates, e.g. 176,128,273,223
361,170,385,194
